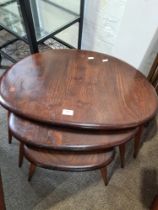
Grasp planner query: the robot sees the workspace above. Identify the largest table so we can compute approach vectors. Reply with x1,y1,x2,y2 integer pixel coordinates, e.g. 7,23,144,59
0,49,157,130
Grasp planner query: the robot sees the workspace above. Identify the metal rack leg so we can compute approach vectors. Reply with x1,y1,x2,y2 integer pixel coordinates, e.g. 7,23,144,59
78,0,85,49
18,0,39,54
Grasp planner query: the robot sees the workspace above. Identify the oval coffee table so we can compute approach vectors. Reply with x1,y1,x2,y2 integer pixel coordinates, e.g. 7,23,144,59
24,146,115,184
0,50,157,186
9,114,137,151
0,50,157,130
9,113,137,183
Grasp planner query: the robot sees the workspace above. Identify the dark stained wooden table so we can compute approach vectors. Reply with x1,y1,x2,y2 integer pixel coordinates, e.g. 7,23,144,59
9,113,137,151
0,49,157,130
1,49,157,185
151,195,158,210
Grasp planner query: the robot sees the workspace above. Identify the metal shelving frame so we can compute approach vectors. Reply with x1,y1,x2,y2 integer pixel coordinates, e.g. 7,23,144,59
0,0,85,66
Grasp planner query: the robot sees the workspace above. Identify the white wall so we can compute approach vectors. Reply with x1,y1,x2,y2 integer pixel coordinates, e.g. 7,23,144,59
82,0,127,54
82,0,158,75
112,0,158,75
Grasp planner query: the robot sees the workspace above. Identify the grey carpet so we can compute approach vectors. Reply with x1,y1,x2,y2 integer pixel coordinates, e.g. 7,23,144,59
0,30,158,210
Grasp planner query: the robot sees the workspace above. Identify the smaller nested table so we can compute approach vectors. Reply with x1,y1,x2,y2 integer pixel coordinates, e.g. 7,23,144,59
9,113,137,183
24,146,115,183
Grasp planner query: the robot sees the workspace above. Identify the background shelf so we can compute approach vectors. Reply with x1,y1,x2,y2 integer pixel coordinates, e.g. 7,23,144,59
0,0,84,65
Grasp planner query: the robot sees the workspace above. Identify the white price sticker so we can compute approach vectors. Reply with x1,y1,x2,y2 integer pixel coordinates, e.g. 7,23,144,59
88,57,94,60
62,109,74,116
102,59,109,62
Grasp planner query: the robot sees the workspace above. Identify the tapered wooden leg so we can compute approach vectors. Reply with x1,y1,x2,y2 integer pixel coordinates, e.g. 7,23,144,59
8,129,12,144
28,163,36,182
100,166,108,186
119,143,125,168
7,111,12,144
0,171,6,210
133,126,143,158
19,143,24,168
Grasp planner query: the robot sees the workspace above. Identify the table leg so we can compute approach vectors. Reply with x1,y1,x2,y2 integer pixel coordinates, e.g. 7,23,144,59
100,166,108,186
119,143,125,168
7,112,12,144
0,171,6,210
19,143,24,168
133,126,143,158
28,163,36,182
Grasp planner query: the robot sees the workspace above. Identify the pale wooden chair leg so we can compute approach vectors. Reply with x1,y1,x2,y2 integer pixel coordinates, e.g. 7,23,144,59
133,126,143,158
7,111,12,144
119,143,125,168
19,143,24,168
28,163,36,182
100,166,108,186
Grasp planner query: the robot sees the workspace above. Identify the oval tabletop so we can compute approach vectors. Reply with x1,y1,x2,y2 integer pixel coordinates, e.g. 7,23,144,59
0,50,157,129
9,113,137,151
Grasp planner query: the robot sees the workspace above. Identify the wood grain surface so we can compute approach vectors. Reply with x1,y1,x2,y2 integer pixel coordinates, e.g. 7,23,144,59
24,146,115,171
9,113,137,151
1,50,157,129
